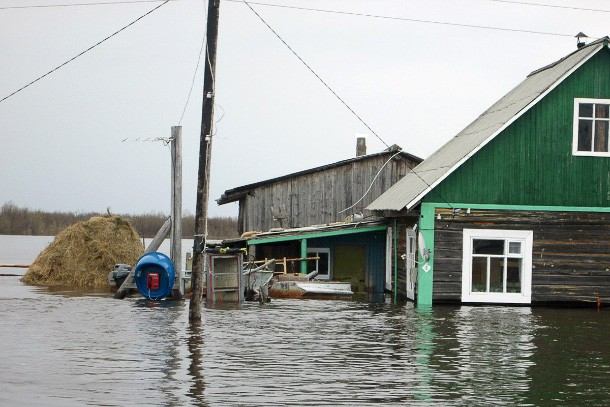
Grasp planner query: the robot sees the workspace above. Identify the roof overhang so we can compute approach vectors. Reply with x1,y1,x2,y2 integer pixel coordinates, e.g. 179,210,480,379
246,222,387,245
367,39,608,213
405,42,606,210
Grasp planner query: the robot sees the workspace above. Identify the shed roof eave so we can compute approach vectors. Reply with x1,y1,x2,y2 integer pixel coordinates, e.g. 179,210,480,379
217,148,422,203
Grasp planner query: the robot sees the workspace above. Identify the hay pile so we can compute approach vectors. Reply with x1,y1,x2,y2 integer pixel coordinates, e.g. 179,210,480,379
22,215,144,288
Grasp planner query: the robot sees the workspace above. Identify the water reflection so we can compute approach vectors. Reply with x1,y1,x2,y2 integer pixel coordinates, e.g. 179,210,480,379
413,307,435,402
185,321,207,406
1,278,610,406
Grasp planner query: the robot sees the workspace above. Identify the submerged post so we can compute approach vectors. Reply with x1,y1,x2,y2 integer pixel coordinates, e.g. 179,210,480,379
190,0,220,322
171,125,183,299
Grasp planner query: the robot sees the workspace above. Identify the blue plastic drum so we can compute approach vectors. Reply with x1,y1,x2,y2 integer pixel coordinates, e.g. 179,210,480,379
134,252,175,300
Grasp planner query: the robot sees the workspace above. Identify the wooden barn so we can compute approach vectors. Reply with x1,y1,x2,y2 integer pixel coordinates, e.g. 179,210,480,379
218,141,422,296
368,37,610,306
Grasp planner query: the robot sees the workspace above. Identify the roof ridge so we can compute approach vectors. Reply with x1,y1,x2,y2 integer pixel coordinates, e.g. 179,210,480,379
528,36,609,77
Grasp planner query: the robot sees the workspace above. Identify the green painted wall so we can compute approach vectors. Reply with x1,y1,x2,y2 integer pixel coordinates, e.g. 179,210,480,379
427,48,610,207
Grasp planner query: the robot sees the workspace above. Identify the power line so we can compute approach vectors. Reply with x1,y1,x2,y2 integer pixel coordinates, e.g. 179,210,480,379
227,0,573,37
178,1,208,125
241,1,454,210
0,1,171,104
0,0,177,10
241,0,390,149
485,0,610,14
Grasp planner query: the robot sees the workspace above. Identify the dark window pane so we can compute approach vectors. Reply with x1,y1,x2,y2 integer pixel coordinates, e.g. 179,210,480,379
473,239,504,255
594,121,609,152
508,241,521,254
306,258,317,273
489,258,503,292
579,103,593,117
318,252,329,274
506,258,522,293
595,104,609,118
472,257,487,292
578,119,593,151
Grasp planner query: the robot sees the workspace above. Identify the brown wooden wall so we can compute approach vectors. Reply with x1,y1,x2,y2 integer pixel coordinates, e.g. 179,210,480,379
238,155,418,233
433,208,610,305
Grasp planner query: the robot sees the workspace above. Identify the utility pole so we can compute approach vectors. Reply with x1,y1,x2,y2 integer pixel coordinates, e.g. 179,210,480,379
190,0,220,322
170,125,183,299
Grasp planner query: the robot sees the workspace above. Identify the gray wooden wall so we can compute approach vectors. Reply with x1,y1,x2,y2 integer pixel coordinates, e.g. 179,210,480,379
237,155,418,233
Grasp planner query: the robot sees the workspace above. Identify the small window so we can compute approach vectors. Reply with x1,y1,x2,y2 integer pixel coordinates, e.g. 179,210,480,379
462,229,533,304
573,98,610,156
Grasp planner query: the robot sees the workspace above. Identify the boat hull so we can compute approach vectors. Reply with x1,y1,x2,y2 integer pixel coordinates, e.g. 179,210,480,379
269,280,353,299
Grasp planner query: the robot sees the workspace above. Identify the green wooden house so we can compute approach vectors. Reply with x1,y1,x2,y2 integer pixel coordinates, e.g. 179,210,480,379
367,37,610,307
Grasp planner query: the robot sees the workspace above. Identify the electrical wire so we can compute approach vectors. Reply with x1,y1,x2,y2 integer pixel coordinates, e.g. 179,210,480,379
241,0,455,211
178,1,208,125
228,0,574,38
0,1,171,104
339,149,403,214
484,0,610,14
241,0,390,149
0,0,177,10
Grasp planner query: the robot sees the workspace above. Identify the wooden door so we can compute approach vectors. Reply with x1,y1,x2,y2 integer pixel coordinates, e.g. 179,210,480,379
333,245,366,293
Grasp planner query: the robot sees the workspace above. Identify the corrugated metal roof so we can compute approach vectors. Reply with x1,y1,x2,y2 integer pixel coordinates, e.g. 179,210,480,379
367,38,608,212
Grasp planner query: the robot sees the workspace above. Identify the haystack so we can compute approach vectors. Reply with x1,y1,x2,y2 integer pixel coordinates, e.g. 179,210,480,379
22,215,144,288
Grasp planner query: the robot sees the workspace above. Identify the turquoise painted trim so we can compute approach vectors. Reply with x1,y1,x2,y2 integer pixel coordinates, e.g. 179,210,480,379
247,225,387,245
393,219,398,303
424,203,610,212
300,239,307,274
417,203,435,307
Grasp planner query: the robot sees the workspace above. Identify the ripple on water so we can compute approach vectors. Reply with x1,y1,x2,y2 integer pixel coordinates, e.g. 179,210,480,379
1,280,610,406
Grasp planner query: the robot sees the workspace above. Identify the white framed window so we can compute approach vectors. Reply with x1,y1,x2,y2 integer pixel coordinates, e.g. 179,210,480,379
307,248,330,280
462,229,533,304
573,98,610,156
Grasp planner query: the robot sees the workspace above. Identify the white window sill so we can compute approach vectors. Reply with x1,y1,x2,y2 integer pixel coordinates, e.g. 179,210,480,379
462,292,532,304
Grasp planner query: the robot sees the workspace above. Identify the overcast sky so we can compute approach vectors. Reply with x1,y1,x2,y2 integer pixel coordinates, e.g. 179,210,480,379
1,0,608,218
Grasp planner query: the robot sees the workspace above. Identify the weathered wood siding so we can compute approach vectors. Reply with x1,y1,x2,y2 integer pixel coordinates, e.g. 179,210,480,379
238,155,416,233
433,208,610,304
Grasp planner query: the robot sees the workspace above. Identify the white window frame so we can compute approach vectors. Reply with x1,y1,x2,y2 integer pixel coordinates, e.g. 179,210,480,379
462,229,533,304
405,229,417,301
307,248,330,280
572,98,610,157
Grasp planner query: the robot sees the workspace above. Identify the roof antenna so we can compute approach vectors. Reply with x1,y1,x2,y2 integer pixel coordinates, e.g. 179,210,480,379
576,32,588,49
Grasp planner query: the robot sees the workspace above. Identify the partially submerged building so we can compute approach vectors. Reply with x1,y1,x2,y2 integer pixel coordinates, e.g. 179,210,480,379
218,141,422,296
368,37,610,306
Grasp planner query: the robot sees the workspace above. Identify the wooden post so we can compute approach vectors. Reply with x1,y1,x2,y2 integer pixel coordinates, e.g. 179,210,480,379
170,126,183,299
190,0,220,322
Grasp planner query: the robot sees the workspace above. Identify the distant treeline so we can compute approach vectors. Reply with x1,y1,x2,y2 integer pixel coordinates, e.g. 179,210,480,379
0,202,239,239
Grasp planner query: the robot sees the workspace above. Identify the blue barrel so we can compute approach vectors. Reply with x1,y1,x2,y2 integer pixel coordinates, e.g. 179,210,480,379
134,252,175,300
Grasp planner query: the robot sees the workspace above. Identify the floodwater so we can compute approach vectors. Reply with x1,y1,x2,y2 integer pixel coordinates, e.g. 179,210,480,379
1,236,610,406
